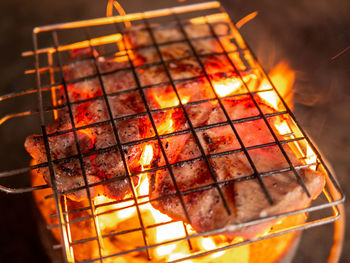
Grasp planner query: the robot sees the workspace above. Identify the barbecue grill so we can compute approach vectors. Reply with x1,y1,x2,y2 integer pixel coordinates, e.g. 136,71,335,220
0,1,345,262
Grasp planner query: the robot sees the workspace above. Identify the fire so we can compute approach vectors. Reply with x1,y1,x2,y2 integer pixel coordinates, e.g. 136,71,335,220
213,75,253,98
141,144,154,169
258,61,295,110
157,112,175,135
95,196,136,229
31,15,319,262
138,145,190,261
31,57,316,262
67,59,313,262
198,237,225,258
213,77,242,97
305,144,317,170
150,89,190,109
258,61,317,170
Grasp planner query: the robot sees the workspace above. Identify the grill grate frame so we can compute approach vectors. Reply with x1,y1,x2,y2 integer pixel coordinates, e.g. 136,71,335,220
0,1,344,263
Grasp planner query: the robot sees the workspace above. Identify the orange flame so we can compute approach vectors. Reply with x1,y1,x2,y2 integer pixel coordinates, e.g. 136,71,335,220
38,16,321,260
258,61,295,110
138,145,193,261
157,112,175,135
259,61,317,171
213,77,242,97
213,75,253,98
151,89,190,109
91,60,314,262
141,144,154,169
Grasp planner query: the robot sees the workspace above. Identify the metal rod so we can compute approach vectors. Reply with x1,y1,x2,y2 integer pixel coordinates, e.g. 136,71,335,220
172,12,274,204
84,27,152,260
32,2,221,33
52,30,104,263
204,15,311,198
33,29,73,262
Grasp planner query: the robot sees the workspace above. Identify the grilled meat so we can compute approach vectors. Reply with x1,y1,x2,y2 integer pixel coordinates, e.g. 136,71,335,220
25,48,151,201
127,22,326,238
149,98,325,239
25,21,325,240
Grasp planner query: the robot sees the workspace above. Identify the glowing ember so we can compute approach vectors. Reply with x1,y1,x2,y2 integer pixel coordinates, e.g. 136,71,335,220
151,89,180,109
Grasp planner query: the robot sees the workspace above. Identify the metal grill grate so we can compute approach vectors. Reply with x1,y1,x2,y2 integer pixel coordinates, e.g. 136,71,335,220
0,2,344,262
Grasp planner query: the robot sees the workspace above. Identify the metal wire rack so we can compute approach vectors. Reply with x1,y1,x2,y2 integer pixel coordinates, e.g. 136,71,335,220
0,1,345,262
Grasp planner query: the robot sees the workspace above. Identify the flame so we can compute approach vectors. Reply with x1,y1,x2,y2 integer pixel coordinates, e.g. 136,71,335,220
138,145,190,260
157,112,175,135
212,75,253,98
258,61,318,171
213,77,242,97
198,238,225,258
150,89,190,109
141,144,154,169
36,19,319,262
92,138,232,262
80,60,314,262
274,119,291,136
258,61,295,110
305,144,317,170
95,196,136,231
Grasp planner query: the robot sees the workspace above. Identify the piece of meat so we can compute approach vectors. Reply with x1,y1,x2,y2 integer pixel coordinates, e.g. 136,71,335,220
27,23,217,201
127,22,325,237
25,121,143,201
149,98,325,239
25,47,151,201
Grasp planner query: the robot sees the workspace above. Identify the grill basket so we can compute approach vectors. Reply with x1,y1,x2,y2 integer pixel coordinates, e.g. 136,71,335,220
0,1,344,262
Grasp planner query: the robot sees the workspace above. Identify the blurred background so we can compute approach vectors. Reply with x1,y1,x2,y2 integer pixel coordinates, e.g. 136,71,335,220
0,0,349,262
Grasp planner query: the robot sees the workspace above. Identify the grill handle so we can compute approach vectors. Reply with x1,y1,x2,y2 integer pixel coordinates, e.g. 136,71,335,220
0,184,48,194
0,89,49,194
0,167,49,194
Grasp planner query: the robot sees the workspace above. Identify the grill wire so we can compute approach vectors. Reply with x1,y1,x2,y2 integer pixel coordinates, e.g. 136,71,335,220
0,2,344,263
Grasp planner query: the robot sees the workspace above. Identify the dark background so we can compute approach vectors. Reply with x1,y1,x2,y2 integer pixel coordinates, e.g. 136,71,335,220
0,0,349,262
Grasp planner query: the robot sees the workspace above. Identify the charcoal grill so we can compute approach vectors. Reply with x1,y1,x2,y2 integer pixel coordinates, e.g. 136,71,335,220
0,1,345,262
